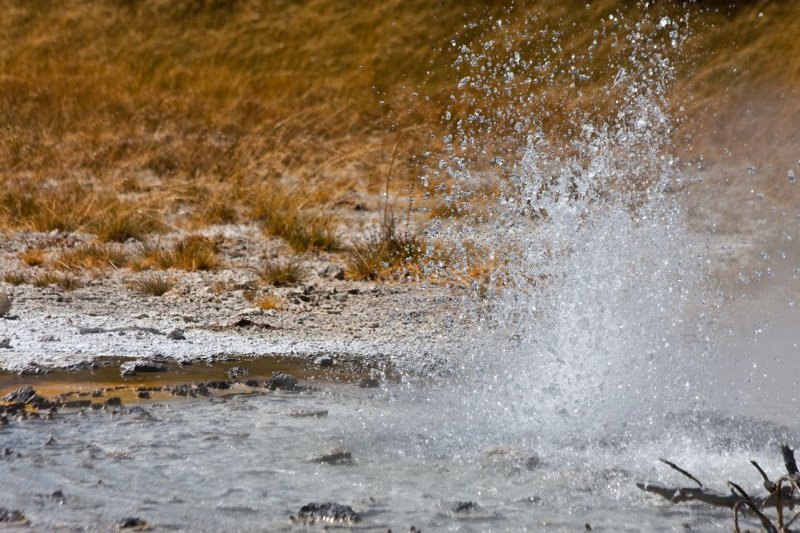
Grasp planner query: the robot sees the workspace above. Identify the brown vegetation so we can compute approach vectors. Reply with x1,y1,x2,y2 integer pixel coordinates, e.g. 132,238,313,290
0,1,797,284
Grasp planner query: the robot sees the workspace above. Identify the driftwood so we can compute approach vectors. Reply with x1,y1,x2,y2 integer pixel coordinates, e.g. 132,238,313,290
638,445,800,532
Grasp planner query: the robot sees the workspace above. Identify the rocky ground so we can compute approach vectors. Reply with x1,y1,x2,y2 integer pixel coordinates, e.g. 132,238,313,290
0,223,470,375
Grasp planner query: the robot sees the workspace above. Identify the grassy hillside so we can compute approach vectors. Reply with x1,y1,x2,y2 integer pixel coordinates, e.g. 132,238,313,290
0,0,796,236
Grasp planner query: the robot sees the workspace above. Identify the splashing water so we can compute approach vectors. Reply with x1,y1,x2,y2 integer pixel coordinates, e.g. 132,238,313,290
412,6,713,445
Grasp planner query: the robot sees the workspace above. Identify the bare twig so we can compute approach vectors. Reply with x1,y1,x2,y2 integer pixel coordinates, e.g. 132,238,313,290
659,458,703,488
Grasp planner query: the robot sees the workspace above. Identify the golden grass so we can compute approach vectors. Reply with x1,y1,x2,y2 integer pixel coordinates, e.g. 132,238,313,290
346,214,422,281
3,272,27,285
251,187,340,253
1,0,799,287
252,259,304,287
142,235,220,271
54,244,128,271
32,272,84,291
128,273,175,297
19,248,46,267
256,295,284,311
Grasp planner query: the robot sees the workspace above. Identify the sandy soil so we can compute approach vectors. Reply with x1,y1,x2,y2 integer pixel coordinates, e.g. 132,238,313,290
0,223,469,374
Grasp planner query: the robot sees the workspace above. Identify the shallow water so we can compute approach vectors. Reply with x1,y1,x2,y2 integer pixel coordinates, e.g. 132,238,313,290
1,376,796,532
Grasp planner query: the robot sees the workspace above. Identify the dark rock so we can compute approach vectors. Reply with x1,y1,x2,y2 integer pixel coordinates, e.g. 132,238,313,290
204,381,230,390
0,292,10,316
296,503,360,523
63,399,92,408
106,397,123,407
169,384,195,396
265,372,299,391
358,378,380,388
232,318,254,328
313,355,334,367
288,409,328,418
194,384,210,397
50,490,65,502
0,507,26,524
227,366,250,380
310,447,352,465
1,386,52,408
120,359,168,377
167,328,185,340
0,338,11,349
117,516,148,529
319,265,345,280
44,435,57,447
137,391,151,399
0,415,7,427
92,389,104,397
452,501,480,513
243,379,259,388
91,403,104,410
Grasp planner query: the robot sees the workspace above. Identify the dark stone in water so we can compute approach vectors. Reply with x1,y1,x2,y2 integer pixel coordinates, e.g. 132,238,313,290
1,386,52,408
137,391,151,399
50,490,65,502
0,415,7,427
310,447,352,464
106,397,123,407
204,381,230,390
243,379,259,388
452,501,480,513
313,355,333,367
227,366,250,379
44,435,57,447
295,503,361,523
358,378,380,388
265,372,298,391
120,359,168,377
117,516,148,529
0,507,26,524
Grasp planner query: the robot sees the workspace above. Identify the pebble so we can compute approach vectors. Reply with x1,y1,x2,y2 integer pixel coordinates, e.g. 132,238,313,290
314,355,334,367
0,507,26,524
227,366,250,379
0,292,10,316
310,447,352,465
265,372,299,391
0,338,10,349
167,328,185,340
358,378,380,388
120,359,168,377
117,517,148,530
294,502,361,524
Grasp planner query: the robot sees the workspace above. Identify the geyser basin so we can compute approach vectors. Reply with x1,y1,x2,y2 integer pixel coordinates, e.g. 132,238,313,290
1,366,797,532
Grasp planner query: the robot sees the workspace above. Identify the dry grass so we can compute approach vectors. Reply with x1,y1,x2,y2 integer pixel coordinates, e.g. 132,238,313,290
0,0,799,287
256,295,284,311
346,213,423,281
3,272,27,285
54,244,128,271
128,273,175,296
252,259,304,287
32,271,84,291
19,248,46,267
251,187,340,253
142,235,220,271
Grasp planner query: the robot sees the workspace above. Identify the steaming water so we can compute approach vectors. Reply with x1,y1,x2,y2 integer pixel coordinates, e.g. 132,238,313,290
3,3,800,531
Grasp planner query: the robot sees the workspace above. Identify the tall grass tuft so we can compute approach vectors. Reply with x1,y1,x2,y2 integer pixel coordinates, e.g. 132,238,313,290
252,258,304,287
346,214,422,281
